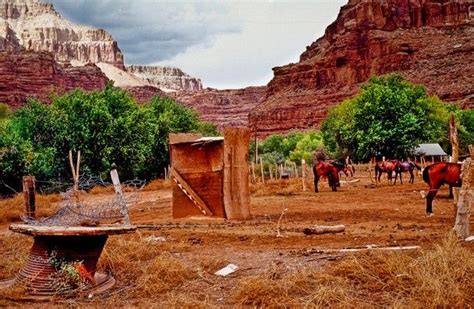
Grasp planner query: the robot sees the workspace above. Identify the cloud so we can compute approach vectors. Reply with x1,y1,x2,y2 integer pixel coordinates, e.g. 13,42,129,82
48,0,242,64
154,1,346,89
47,0,346,89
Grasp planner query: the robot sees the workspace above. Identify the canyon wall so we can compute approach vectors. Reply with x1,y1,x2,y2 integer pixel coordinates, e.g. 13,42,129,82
251,0,474,136
0,51,108,108
171,87,266,129
0,0,124,68
127,65,203,91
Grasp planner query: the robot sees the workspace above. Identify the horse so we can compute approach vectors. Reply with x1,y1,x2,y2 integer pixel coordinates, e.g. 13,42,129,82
313,160,344,192
393,161,421,184
422,162,462,215
375,160,398,183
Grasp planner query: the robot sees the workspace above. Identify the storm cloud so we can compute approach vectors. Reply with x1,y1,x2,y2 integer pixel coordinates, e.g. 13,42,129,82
48,1,345,89
49,0,241,64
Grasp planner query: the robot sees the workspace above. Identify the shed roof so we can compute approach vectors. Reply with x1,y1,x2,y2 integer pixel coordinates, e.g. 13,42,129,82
415,144,447,156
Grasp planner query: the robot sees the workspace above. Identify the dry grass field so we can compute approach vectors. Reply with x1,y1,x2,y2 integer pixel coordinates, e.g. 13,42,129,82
0,171,473,307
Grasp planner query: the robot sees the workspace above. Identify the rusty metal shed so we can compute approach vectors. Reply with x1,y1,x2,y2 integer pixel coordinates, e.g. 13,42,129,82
169,128,251,220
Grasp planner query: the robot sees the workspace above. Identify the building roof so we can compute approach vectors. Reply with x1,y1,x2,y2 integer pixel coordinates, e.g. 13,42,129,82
415,144,447,156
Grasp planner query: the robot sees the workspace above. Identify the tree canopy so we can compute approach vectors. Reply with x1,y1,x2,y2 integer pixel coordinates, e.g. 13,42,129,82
251,131,325,165
321,74,469,161
0,85,217,191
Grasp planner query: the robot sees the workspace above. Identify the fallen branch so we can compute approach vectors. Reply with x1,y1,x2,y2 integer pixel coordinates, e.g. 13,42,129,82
303,224,345,235
340,179,361,185
304,244,420,254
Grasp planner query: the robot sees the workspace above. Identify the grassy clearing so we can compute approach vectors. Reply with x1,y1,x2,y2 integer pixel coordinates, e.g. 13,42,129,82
142,179,171,191
1,232,472,307
232,233,474,307
0,193,60,224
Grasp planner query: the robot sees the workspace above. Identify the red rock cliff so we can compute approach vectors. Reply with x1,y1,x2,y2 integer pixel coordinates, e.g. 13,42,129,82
171,87,266,129
251,0,474,136
0,0,124,68
0,51,108,108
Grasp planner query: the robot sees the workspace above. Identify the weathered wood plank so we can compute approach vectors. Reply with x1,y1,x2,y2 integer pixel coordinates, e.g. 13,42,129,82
171,167,214,216
223,127,251,220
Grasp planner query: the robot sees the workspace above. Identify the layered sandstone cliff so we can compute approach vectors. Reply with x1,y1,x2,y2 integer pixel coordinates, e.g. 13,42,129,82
251,0,474,136
0,0,124,68
127,65,203,92
0,51,108,108
171,86,266,129
0,0,200,107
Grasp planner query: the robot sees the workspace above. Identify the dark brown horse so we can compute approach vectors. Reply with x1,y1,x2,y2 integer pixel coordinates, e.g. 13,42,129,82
393,161,421,184
313,160,343,192
422,162,462,215
375,160,398,183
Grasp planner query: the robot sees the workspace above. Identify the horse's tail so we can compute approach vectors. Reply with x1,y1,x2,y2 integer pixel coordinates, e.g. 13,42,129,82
422,165,431,185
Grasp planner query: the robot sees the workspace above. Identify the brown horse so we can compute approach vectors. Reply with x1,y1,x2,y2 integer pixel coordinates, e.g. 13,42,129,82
393,161,421,184
422,162,462,215
375,160,398,183
313,160,343,192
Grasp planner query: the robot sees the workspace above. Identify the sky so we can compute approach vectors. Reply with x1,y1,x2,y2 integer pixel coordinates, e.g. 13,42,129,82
49,0,346,89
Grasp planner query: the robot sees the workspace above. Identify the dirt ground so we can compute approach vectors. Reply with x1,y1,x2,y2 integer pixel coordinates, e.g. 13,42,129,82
0,170,473,307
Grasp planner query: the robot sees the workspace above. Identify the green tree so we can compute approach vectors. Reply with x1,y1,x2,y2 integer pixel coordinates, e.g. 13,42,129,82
0,103,11,120
459,109,474,153
0,85,216,190
322,74,456,160
252,131,325,165
288,131,325,163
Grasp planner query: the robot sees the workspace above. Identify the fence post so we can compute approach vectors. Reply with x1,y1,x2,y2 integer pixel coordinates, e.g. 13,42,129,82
453,156,471,239
251,162,256,183
23,176,36,219
302,159,306,191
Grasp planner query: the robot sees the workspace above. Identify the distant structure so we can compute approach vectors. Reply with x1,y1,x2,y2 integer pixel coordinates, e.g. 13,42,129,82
415,143,448,163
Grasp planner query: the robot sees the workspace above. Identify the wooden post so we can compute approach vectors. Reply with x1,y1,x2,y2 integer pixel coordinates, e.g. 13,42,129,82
450,115,460,217
223,128,251,220
251,162,256,183
260,157,265,184
449,115,459,163
302,159,307,191
111,169,130,225
254,126,258,165
453,157,472,239
22,176,36,219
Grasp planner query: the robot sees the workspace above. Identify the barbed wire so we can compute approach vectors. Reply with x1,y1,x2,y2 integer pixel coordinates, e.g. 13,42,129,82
0,174,146,227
